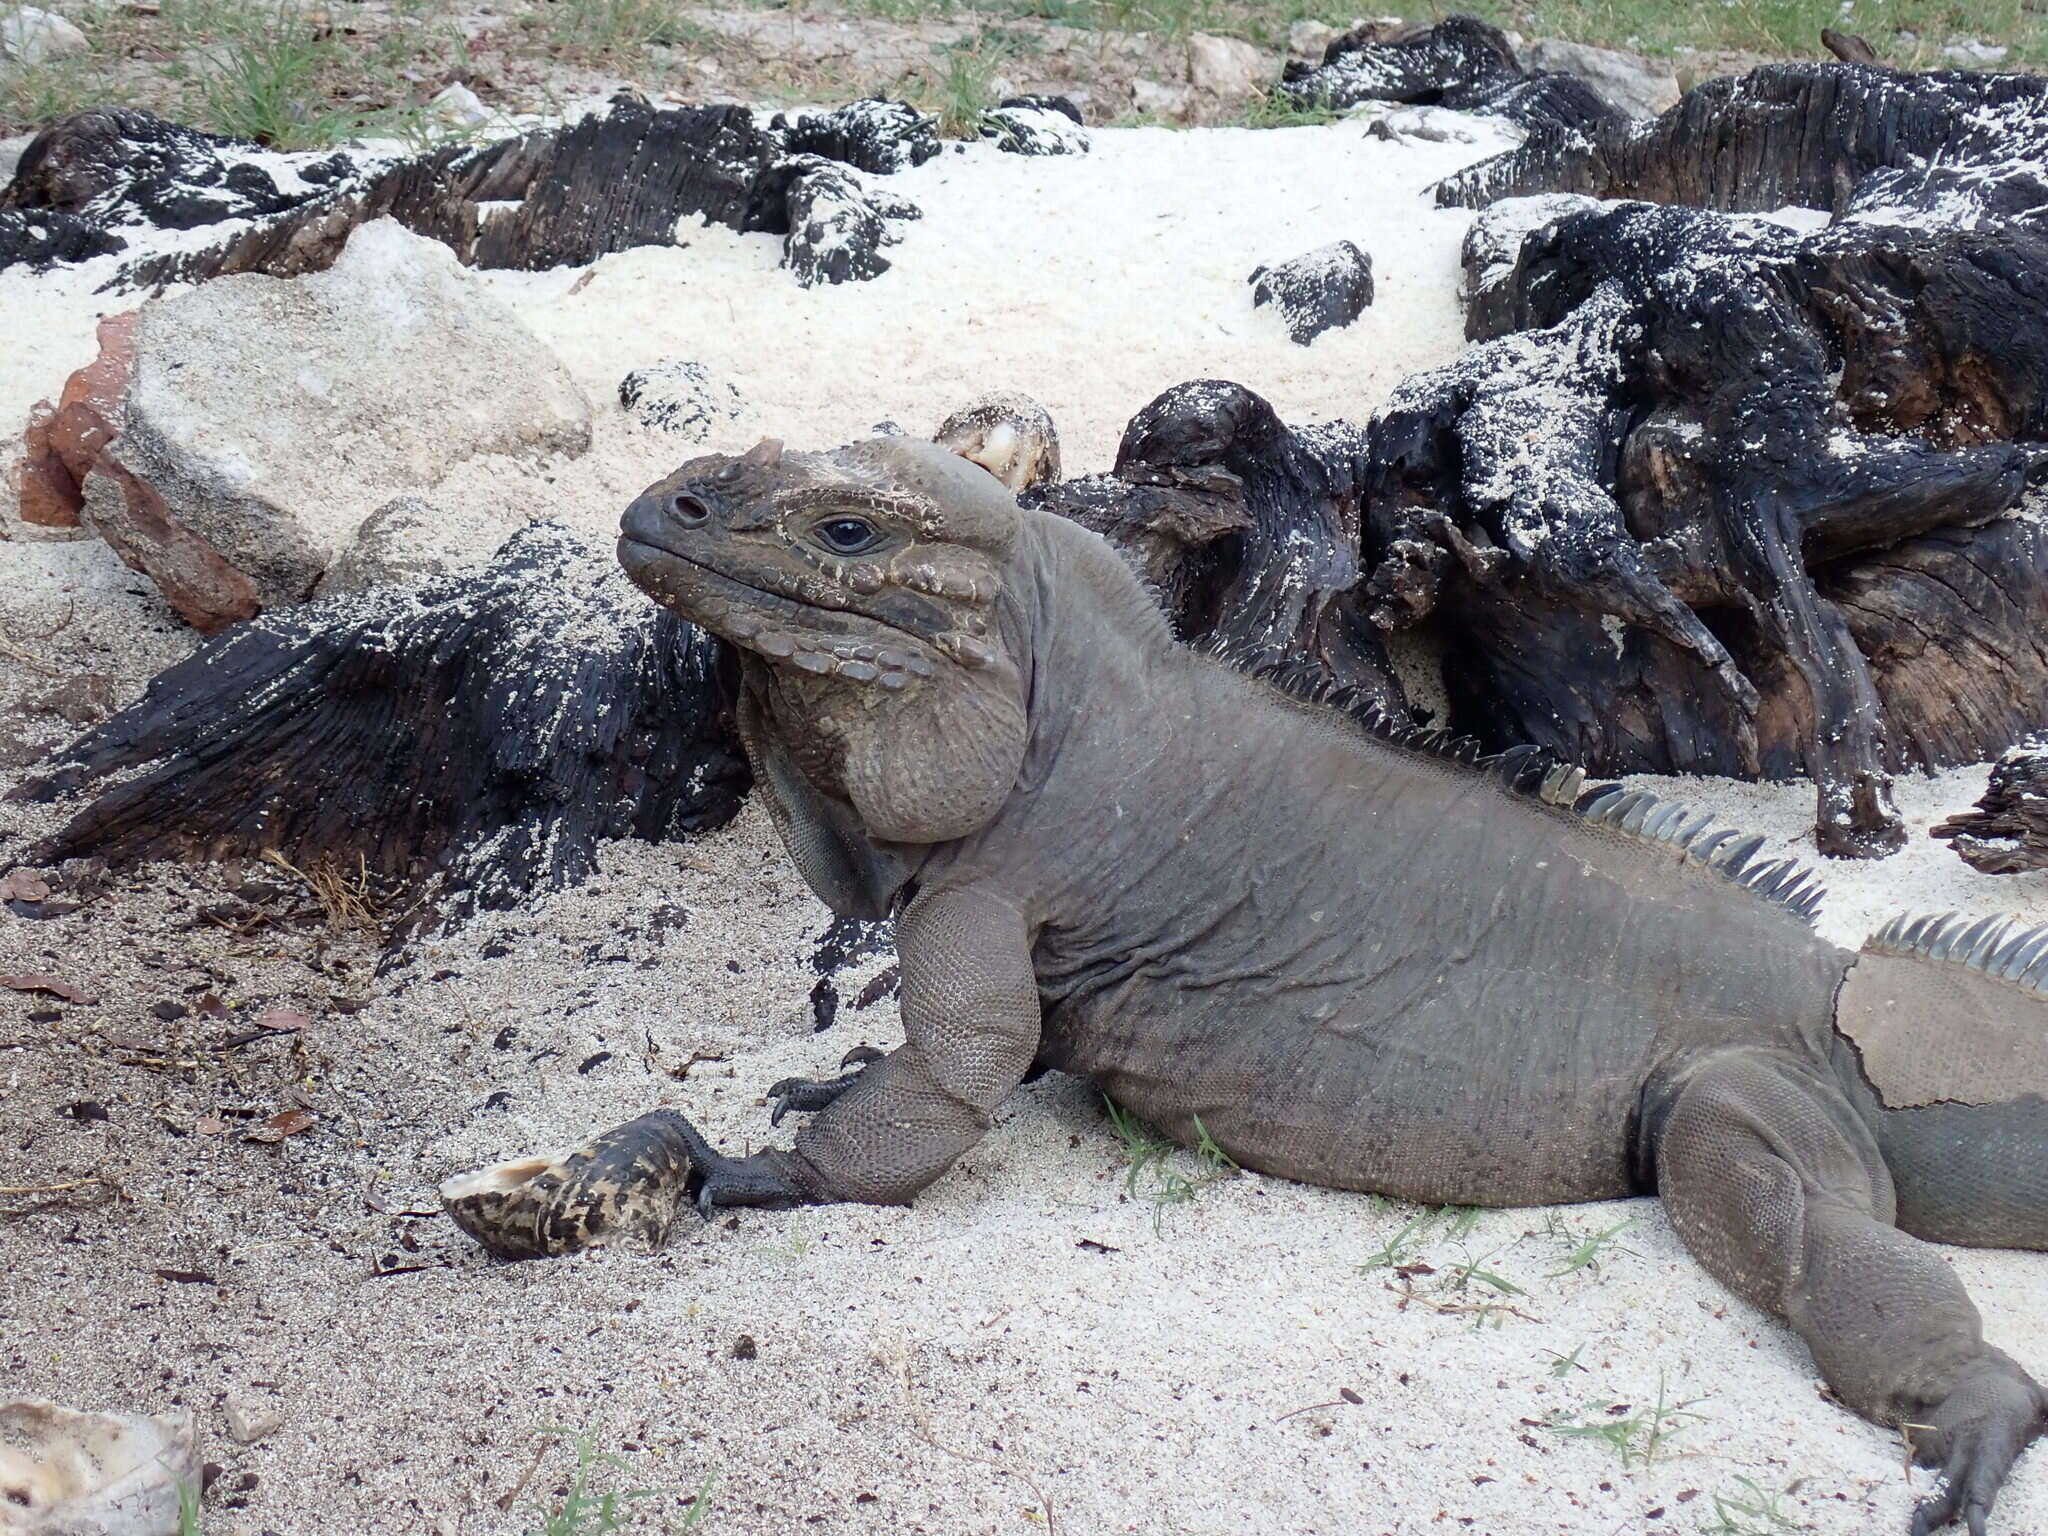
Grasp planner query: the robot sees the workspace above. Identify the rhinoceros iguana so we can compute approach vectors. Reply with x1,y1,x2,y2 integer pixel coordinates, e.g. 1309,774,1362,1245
450,433,2048,1534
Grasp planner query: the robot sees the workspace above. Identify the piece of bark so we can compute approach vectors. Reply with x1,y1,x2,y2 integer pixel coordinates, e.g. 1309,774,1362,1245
10,524,749,936
1821,29,1879,66
1934,737,2048,873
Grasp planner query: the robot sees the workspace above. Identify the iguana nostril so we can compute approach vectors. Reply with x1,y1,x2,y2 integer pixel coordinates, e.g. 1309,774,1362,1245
673,493,710,526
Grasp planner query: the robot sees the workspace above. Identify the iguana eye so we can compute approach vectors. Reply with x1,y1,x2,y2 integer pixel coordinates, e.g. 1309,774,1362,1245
816,517,880,555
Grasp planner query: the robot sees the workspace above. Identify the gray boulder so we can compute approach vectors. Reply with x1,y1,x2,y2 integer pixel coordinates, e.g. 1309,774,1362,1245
79,219,589,631
1519,39,1679,119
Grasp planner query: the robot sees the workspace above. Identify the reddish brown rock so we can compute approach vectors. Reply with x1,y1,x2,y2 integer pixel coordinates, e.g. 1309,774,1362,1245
18,309,137,530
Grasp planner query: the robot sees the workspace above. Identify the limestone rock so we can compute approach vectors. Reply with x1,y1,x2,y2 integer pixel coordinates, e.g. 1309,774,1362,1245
1131,78,1193,121
1249,240,1374,345
1,6,88,64
1943,38,2010,66
317,495,524,595
1286,18,1336,61
426,82,492,131
74,219,588,631
0,133,32,184
1187,33,1268,101
1519,38,1679,119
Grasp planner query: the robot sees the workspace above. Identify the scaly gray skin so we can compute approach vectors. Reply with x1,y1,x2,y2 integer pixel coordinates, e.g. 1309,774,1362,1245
614,435,2048,1535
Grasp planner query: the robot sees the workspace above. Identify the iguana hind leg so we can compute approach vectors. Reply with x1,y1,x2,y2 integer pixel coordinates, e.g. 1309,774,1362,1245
1647,1047,2047,1536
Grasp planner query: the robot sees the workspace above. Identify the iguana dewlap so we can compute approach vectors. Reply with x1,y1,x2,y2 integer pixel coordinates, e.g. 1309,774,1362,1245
608,435,2047,1532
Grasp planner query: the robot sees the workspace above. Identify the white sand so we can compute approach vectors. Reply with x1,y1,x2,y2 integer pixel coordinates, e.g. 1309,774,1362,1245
3,119,2047,1536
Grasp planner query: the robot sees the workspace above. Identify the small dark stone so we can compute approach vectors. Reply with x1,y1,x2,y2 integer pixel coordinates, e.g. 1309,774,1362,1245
60,1100,110,1121
493,1026,518,1050
28,1009,60,1024
810,976,840,1033
577,1051,613,1075
152,1001,188,1022
1249,241,1375,346
731,1334,758,1360
483,1090,513,1111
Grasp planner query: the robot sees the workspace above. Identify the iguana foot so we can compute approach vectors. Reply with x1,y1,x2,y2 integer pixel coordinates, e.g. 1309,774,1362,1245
1906,1362,2048,1535
766,1046,886,1126
645,1111,823,1218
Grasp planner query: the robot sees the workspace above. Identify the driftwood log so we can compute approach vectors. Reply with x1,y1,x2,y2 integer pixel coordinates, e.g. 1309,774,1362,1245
8,525,749,931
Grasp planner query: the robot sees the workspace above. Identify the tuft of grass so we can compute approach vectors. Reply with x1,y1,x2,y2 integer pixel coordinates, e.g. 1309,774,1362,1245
1103,1097,1239,1230
1232,90,1342,128
261,848,385,936
524,1432,712,1536
194,6,359,148
1546,1213,1636,1277
1700,1475,1802,1535
1542,1374,1707,1470
1357,1204,1480,1272
179,1481,204,1536
535,0,716,64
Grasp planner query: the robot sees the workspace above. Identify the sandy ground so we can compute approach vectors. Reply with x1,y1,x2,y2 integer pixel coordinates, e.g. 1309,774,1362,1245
4,119,2048,1536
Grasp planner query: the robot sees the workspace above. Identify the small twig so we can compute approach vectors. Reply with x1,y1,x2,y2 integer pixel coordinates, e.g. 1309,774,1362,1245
0,1176,103,1196
497,1434,557,1512
1273,1399,1350,1422
0,633,64,676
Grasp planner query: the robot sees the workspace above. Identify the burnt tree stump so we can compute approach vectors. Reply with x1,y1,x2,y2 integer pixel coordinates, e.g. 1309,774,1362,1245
1270,59,2048,859
8,525,749,933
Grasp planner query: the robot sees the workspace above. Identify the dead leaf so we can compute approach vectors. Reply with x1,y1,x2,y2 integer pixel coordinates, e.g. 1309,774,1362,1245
197,994,229,1019
244,1109,316,1143
253,1008,310,1033
0,870,52,902
1,973,97,1005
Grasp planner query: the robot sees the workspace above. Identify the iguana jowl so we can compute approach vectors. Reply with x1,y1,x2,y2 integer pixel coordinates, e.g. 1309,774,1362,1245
605,434,2047,1533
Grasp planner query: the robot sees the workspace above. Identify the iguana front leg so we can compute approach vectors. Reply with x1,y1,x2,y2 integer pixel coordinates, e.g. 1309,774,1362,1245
1650,1048,2047,1535
690,883,1041,1211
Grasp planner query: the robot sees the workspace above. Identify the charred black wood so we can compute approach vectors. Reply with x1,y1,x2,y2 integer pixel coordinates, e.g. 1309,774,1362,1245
1437,62,2048,219
9,524,750,934
1933,736,2048,873
1032,380,1403,713
2,100,924,289
773,156,922,288
981,97,1090,156
1249,240,1374,345
770,98,940,175
1278,15,1622,134
1362,185,2048,857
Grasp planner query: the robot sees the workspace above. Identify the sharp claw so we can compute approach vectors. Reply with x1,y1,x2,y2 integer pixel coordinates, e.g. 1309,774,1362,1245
840,1044,886,1069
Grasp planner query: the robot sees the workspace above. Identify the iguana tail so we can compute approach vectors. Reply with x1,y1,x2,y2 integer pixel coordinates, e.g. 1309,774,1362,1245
1832,913,2048,1250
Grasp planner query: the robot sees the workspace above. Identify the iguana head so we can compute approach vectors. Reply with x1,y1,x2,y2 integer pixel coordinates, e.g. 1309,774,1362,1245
618,435,1031,844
